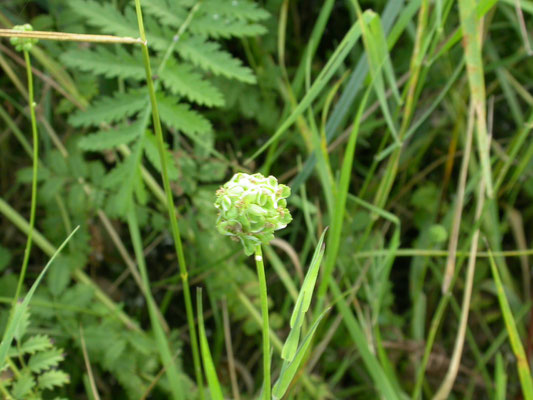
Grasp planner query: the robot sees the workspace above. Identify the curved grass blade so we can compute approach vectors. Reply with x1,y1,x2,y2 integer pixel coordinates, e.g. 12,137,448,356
0,226,79,370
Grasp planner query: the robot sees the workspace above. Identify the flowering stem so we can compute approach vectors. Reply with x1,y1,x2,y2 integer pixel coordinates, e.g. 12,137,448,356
132,0,203,397
255,244,271,399
13,50,38,305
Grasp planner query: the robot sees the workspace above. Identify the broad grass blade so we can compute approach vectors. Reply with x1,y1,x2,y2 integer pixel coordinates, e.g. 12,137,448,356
273,309,328,399
281,229,327,361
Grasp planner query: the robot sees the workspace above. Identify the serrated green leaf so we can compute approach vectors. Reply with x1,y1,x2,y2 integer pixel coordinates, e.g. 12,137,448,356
161,62,225,107
144,131,179,181
202,0,270,21
69,91,148,128
68,0,139,39
12,373,35,400
29,348,64,373
78,121,144,151
157,94,212,136
61,47,144,80
190,15,266,38
178,37,256,83
141,0,186,28
21,335,53,355
38,370,70,390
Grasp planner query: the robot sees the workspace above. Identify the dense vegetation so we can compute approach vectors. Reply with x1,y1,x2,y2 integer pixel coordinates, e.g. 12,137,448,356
1,0,533,399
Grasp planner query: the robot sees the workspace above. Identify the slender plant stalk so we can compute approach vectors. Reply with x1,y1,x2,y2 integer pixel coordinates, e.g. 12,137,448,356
442,102,475,293
132,0,204,397
433,177,486,400
13,50,38,305
255,245,271,399
0,28,142,44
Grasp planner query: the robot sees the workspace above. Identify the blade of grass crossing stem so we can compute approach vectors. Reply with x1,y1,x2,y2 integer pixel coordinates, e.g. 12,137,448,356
317,88,371,300
197,288,224,400
247,11,374,162
0,226,79,369
488,248,533,400
127,210,184,400
272,310,328,400
458,0,494,198
282,229,327,361
329,280,400,400
132,1,203,396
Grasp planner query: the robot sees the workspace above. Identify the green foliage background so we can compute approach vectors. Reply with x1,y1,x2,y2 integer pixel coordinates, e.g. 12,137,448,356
1,0,533,399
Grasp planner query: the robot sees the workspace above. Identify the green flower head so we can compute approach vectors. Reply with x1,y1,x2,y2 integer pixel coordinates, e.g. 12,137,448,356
10,24,38,52
214,173,292,255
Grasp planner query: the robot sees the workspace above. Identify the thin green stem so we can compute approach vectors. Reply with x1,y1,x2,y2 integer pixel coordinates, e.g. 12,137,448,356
13,50,38,305
255,245,271,399
132,0,203,397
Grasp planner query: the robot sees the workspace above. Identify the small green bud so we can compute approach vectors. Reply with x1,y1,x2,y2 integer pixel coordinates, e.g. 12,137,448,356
215,173,292,255
10,24,38,52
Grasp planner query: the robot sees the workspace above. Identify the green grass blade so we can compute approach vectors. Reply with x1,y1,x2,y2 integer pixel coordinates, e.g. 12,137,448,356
488,248,533,400
317,88,370,300
0,226,79,370
197,288,224,400
272,309,328,400
458,0,494,198
282,229,327,361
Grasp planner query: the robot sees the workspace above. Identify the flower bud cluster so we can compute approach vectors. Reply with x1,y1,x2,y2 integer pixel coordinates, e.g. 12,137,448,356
10,24,38,52
214,173,292,255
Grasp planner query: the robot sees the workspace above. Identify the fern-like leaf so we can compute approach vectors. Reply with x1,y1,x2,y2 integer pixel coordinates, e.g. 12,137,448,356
20,335,53,355
38,370,70,391
190,15,266,38
202,0,270,21
68,0,139,39
142,0,266,38
69,91,147,128
28,348,64,373
11,373,35,400
157,94,212,136
161,62,224,107
78,122,144,151
178,37,256,83
69,0,171,50
61,47,144,80
141,0,186,28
